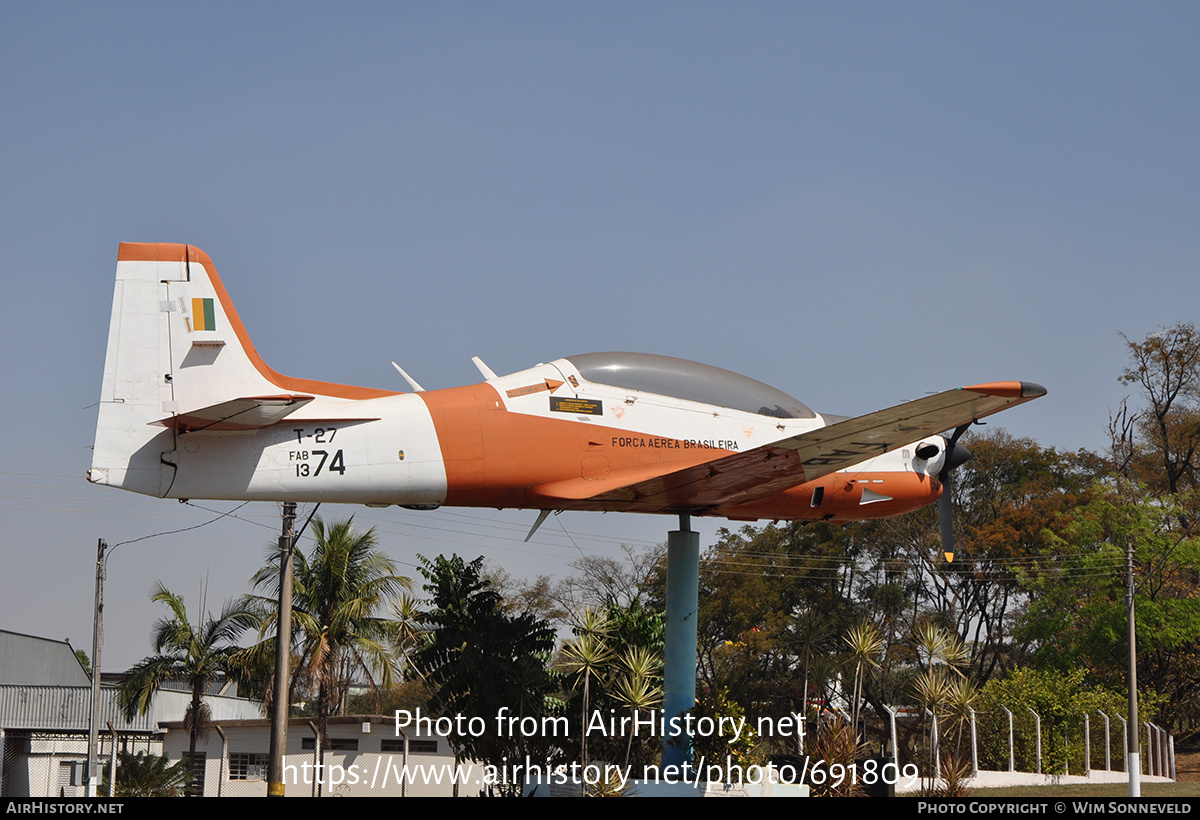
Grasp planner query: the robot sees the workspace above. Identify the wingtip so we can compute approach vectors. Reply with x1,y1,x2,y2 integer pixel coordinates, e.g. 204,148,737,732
963,381,1047,399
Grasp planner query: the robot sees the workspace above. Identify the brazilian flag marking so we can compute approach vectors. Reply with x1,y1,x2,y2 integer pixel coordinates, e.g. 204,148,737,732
192,298,216,331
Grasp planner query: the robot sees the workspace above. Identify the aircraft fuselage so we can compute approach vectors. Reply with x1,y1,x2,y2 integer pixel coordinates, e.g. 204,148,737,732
88,243,1041,524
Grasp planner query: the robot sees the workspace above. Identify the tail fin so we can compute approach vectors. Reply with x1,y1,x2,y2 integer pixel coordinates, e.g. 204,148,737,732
89,243,395,497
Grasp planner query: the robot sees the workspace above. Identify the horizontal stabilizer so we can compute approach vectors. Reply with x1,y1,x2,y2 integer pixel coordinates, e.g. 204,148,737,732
155,395,315,431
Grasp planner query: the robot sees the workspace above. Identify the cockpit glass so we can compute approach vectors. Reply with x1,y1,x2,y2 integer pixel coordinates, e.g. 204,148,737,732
566,352,814,419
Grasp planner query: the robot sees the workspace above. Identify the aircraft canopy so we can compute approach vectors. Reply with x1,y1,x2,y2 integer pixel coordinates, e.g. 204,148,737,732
566,352,816,420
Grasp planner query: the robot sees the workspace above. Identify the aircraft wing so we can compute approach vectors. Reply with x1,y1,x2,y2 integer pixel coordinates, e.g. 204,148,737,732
774,381,1047,478
536,381,1045,513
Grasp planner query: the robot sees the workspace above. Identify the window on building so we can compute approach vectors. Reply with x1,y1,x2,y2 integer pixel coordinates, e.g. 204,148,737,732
380,738,438,754
56,761,84,798
183,752,206,797
229,753,269,781
301,737,359,751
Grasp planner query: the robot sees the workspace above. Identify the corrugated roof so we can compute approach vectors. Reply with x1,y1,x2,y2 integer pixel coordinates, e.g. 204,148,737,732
0,630,90,687
0,685,155,732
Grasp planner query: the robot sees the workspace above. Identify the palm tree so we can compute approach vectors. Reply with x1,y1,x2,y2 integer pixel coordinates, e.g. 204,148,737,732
558,606,614,769
914,622,969,678
248,517,409,757
793,614,832,749
119,583,255,794
390,592,426,682
843,620,884,736
912,623,970,781
104,751,188,798
611,645,662,768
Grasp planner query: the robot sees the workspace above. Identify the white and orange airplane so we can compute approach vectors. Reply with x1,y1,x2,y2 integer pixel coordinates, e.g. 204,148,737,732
88,243,1045,528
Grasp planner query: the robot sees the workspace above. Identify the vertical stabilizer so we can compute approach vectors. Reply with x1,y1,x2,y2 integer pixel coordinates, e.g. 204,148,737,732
89,243,399,498
89,243,294,495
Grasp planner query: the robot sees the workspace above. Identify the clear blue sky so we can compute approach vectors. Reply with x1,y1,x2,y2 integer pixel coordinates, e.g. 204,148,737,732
2,3,1198,668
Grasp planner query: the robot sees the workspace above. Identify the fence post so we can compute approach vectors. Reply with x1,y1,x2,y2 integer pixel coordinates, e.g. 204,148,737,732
1147,725,1156,777
1084,714,1090,776
1001,706,1014,772
1149,724,1157,777
1027,707,1042,775
1116,715,1127,773
1159,724,1166,777
1169,731,1176,781
1156,724,1162,777
1152,724,1167,778
1097,710,1111,771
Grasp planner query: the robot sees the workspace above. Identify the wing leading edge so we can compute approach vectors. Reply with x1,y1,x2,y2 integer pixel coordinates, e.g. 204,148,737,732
533,381,1046,514
774,381,1047,479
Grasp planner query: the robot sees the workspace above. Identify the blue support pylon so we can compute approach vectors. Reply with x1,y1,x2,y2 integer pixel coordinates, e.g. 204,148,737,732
662,514,699,769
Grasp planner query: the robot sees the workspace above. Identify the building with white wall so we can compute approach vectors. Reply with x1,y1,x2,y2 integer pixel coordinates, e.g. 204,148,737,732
0,629,260,797
161,714,475,797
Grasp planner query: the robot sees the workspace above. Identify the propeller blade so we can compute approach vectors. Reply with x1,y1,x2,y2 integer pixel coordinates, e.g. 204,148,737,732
936,424,973,563
938,472,956,562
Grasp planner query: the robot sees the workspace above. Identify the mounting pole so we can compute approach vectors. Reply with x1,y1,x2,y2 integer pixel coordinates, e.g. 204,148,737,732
662,513,699,769
268,502,297,797
1125,535,1141,797
86,538,107,797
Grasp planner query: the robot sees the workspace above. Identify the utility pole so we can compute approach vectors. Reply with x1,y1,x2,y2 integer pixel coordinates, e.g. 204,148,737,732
86,539,107,798
1126,536,1141,797
267,502,296,797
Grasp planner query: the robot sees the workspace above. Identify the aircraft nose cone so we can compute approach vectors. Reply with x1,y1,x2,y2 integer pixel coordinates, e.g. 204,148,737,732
947,442,972,471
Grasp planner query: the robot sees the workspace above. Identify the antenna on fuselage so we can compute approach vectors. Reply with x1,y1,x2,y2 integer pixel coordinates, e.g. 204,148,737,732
472,356,498,380
390,362,425,392
525,509,553,542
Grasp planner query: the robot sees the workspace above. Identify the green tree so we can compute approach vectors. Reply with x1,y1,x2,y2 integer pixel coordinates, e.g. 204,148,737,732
559,606,614,770
1016,488,1200,726
248,518,409,754
1116,322,1200,498
554,599,665,772
933,430,1104,682
909,623,970,776
686,687,758,775
691,522,862,718
119,583,255,792
610,644,663,768
347,678,432,717
412,554,559,795
975,667,1129,774
844,620,884,734
389,591,426,682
